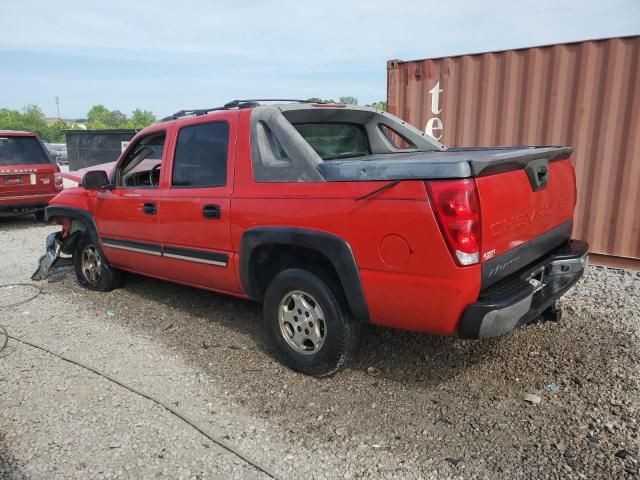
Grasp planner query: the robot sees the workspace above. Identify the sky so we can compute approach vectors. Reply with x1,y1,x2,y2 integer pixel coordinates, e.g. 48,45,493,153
1,0,638,119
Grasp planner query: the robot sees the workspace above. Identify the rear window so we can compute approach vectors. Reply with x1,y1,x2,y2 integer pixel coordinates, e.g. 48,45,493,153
0,136,50,166
293,123,369,160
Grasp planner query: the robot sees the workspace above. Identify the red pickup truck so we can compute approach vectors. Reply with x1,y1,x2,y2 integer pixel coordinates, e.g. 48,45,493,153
38,100,588,376
1,131,62,220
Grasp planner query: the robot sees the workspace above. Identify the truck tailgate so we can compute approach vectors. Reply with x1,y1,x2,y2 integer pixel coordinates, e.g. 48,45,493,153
476,157,576,287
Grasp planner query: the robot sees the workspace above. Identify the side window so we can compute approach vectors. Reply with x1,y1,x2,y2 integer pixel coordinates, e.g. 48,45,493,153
379,124,415,150
115,132,165,188
172,122,229,188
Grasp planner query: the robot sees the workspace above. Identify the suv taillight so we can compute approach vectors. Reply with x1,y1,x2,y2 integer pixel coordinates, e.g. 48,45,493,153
426,179,481,266
54,173,63,190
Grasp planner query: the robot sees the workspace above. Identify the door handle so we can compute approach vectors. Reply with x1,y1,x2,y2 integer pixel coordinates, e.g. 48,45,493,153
143,203,157,215
203,204,221,219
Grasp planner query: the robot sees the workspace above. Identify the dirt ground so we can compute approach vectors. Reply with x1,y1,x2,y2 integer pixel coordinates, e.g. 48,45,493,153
0,215,638,479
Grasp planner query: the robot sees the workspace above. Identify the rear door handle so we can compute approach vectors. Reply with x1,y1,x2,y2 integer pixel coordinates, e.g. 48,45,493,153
203,204,221,219
143,203,157,215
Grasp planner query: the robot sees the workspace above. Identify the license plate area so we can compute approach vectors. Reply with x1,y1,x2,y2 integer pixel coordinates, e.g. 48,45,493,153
2,175,23,185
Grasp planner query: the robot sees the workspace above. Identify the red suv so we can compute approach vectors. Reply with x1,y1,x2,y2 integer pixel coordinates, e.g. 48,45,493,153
0,130,62,220
40,100,588,376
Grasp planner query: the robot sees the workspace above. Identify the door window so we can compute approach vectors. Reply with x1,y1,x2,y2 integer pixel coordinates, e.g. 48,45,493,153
114,132,165,188
172,122,229,188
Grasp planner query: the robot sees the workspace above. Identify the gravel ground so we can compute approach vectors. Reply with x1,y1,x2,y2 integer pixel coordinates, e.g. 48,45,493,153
0,215,638,479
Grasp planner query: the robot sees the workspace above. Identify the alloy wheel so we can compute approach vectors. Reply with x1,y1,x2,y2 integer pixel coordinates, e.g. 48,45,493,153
278,290,326,355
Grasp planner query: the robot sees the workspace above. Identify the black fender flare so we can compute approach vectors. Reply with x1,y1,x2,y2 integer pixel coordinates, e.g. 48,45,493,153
240,227,370,323
45,205,101,247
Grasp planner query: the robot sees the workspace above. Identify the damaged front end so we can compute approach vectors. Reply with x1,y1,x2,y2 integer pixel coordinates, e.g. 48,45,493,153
32,230,81,281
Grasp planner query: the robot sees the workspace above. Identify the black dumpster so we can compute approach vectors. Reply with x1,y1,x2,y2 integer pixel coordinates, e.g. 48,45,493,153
65,129,137,170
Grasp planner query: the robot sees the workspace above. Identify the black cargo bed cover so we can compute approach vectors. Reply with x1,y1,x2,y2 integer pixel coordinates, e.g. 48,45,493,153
317,146,573,181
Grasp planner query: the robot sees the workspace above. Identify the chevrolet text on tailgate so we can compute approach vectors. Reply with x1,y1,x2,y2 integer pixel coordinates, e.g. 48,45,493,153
36,100,588,376
0,130,62,220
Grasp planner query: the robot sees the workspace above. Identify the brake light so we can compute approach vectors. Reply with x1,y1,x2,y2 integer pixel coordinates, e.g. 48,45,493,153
54,174,63,190
427,179,481,266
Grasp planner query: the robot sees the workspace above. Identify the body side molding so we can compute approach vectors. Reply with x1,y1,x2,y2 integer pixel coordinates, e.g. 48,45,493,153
102,237,162,256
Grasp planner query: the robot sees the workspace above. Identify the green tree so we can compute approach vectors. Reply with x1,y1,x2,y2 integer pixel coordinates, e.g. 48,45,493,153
339,96,358,105
48,118,71,143
87,105,156,129
127,108,156,129
86,104,115,129
367,101,387,111
0,108,26,131
0,105,54,141
306,97,336,104
110,110,127,127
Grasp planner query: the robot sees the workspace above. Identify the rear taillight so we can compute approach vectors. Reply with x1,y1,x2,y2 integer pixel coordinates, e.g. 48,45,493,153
426,179,481,266
54,173,63,190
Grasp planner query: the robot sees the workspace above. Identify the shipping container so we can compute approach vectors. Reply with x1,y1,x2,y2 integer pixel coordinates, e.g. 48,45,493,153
387,35,640,268
65,129,137,170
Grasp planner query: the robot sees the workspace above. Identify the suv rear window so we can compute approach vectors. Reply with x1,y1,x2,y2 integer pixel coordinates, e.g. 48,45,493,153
293,123,369,160
0,136,51,166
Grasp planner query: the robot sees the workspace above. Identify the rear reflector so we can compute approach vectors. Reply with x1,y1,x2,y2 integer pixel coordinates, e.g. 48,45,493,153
426,179,481,266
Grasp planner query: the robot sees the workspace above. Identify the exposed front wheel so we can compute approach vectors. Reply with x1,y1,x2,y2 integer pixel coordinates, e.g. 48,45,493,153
263,268,361,377
73,236,123,292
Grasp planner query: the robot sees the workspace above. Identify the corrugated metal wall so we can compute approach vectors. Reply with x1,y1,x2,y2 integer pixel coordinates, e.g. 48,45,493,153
387,36,640,264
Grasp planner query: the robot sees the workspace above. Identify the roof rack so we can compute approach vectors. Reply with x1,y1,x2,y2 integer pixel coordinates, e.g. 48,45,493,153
161,98,323,122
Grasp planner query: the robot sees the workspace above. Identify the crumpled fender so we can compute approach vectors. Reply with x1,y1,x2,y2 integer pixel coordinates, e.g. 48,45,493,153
32,232,63,281
32,231,81,281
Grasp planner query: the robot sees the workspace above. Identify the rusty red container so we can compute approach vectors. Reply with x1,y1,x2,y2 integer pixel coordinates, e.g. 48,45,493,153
387,35,640,268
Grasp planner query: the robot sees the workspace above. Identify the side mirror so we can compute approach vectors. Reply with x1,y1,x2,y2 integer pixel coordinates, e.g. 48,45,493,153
82,170,110,190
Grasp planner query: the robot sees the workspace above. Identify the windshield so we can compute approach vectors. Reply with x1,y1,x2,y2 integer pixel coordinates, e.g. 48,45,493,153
0,136,51,166
293,123,369,160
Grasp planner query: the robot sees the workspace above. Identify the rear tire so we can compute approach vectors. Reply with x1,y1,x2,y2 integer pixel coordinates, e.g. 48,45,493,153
34,210,46,222
263,268,361,377
73,236,123,292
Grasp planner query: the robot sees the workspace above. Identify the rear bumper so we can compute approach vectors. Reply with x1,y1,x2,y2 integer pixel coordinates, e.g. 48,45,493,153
458,240,588,339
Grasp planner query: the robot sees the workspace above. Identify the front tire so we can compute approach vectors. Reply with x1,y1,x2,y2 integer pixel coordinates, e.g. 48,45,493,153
73,236,123,292
263,268,361,377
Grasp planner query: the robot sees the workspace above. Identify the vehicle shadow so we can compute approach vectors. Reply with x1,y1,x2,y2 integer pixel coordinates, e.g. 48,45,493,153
70,269,502,387
0,216,48,231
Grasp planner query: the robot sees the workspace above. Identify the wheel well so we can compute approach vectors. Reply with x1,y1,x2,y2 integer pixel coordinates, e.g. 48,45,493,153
69,218,88,235
51,216,88,239
249,244,346,308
